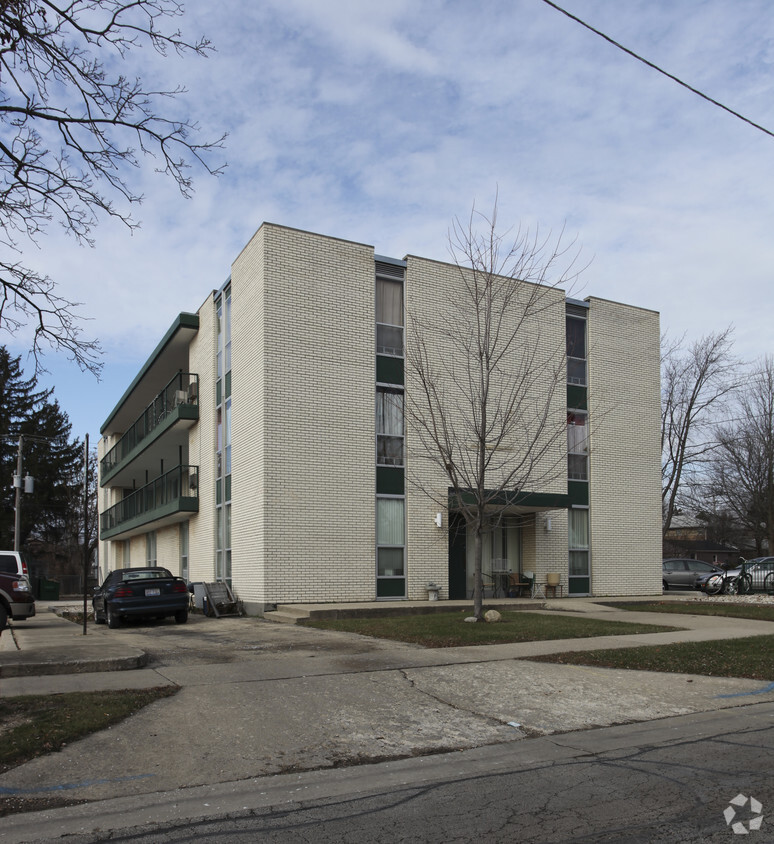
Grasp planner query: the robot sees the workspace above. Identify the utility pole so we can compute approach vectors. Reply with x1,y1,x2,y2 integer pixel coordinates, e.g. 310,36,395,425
13,435,23,552
12,436,33,552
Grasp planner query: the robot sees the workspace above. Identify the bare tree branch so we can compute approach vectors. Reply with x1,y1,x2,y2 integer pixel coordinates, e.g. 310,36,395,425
406,199,585,618
0,0,225,373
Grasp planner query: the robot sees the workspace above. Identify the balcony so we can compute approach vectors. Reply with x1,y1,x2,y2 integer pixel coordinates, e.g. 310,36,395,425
101,373,199,487
100,465,199,540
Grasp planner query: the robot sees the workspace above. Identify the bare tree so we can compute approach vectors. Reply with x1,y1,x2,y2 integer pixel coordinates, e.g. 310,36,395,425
0,0,225,373
405,203,583,619
711,357,774,555
661,328,738,535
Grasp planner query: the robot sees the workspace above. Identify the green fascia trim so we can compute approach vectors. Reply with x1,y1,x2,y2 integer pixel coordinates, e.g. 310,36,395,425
376,355,404,385
450,488,570,510
377,466,404,495
100,497,199,540
101,313,199,433
377,578,406,598
100,403,199,487
567,480,589,506
567,385,587,411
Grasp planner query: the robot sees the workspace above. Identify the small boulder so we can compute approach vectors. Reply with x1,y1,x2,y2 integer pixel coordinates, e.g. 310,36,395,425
484,609,502,623
463,616,478,623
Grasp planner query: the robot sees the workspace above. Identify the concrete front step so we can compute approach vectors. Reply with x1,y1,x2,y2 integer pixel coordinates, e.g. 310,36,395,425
263,598,542,625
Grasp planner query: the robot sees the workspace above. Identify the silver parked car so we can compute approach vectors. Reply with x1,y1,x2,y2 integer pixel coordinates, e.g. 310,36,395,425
662,558,724,590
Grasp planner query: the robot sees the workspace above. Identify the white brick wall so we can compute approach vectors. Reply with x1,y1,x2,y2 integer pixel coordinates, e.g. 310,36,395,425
587,297,662,595
230,225,376,607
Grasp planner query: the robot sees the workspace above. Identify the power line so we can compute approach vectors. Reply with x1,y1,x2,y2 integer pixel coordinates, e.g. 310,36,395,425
539,0,774,140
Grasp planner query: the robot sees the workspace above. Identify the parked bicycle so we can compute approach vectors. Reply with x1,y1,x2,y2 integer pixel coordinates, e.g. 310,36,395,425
702,558,753,596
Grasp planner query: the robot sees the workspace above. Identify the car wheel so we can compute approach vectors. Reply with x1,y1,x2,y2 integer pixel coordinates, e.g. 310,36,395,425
662,581,669,591
0,604,7,631
174,609,188,624
93,601,106,624
106,604,121,629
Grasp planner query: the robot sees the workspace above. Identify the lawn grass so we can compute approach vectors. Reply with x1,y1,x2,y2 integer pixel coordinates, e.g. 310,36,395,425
601,600,774,622
0,686,178,775
301,610,680,648
529,635,774,681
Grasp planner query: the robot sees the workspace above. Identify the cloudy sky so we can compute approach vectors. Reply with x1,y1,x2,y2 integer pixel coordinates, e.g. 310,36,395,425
6,0,774,441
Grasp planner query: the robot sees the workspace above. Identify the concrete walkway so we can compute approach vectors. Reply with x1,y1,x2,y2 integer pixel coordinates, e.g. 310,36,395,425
1,594,774,833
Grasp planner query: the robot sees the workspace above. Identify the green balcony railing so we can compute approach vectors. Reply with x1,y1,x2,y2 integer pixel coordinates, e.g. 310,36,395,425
101,373,199,477
100,465,199,536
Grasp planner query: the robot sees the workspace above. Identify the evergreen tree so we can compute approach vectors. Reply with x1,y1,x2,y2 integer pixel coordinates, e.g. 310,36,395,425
0,347,82,551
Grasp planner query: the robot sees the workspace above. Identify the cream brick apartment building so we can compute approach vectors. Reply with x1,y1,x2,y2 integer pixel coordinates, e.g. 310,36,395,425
98,223,662,613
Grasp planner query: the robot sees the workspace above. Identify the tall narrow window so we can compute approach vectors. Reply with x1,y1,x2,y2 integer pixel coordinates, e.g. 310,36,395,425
377,497,405,577
566,316,586,386
376,387,404,465
568,508,589,577
567,410,588,481
146,531,157,566
179,522,189,581
376,278,404,356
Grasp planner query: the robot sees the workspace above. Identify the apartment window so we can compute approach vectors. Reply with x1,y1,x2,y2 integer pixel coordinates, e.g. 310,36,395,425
567,410,588,481
376,387,404,466
179,522,189,581
566,316,587,385
377,497,405,576
146,531,157,566
568,509,589,576
376,277,404,356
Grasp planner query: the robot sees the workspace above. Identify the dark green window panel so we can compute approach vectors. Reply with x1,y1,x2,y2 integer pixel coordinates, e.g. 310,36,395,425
225,474,231,502
569,577,590,595
377,466,404,495
567,385,587,410
567,480,589,506
216,379,222,406
216,479,222,505
376,355,404,385
225,371,231,399
377,578,406,598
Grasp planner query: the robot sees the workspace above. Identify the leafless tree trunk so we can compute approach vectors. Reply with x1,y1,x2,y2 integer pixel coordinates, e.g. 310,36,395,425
405,202,583,619
661,328,738,536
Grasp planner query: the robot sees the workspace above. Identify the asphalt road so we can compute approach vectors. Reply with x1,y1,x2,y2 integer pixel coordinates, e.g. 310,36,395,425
6,702,773,843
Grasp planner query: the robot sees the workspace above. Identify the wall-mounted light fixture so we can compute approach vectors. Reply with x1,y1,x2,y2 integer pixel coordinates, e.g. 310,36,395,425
434,512,443,528
545,516,552,532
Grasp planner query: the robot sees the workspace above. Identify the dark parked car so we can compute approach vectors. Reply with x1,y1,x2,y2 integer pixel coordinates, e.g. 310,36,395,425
93,567,189,629
0,569,36,630
662,558,724,590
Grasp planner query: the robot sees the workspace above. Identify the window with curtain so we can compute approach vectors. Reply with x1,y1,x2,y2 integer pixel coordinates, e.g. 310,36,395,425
376,278,404,356
376,387,404,465
568,509,589,576
377,497,405,577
